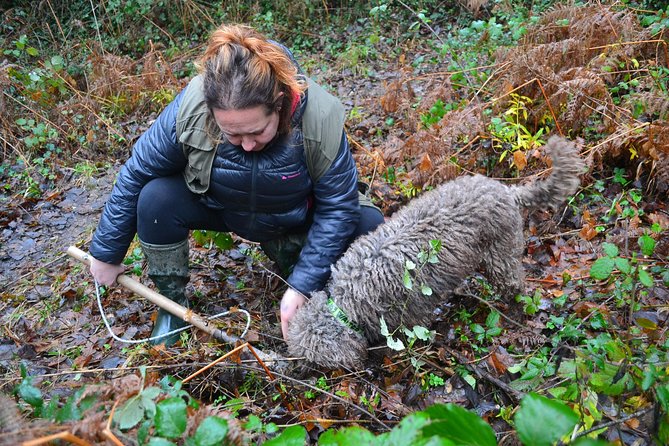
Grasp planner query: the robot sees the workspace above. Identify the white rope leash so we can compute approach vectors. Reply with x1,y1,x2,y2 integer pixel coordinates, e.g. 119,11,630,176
93,278,251,344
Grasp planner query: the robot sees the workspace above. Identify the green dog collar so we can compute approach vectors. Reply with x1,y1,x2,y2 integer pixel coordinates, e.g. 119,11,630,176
327,297,363,334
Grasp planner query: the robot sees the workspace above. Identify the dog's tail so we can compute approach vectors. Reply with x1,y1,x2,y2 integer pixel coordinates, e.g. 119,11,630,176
513,136,585,211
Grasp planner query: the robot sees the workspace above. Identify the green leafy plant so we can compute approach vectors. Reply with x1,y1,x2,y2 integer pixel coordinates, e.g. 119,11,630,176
123,246,145,276
192,230,233,251
589,238,657,307
516,288,543,315
489,94,548,165
15,363,97,422
470,309,503,344
403,239,442,295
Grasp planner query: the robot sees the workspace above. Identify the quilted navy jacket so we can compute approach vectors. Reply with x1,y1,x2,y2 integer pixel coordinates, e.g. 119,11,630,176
89,85,361,295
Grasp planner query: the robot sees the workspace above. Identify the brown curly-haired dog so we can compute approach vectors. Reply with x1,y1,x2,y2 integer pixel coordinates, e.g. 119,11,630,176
286,136,585,370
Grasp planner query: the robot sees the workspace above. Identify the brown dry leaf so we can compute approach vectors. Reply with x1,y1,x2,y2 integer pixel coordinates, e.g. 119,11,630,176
73,344,96,369
488,347,514,374
580,223,598,241
624,418,640,429
573,301,609,318
513,150,528,171
648,211,669,229
418,153,433,172
550,289,564,299
579,209,598,240
243,330,260,343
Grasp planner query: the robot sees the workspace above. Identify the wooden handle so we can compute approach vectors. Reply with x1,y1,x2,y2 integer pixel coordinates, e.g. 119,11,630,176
66,246,239,344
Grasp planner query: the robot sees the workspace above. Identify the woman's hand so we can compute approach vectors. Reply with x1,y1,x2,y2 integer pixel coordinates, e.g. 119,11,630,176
89,257,125,286
280,288,306,340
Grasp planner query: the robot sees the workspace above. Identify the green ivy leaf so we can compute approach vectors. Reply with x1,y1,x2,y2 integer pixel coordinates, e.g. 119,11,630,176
379,316,391,337
318,426,378,445
590,257,615,280
244,414,263,432
638,268,654,287
656,384,669,411
147,438,176,446
115,396,145,430
155,397,187,439
642,365,657,391
381,320,404,350
213,232,233,250
638,234,656,256
192,416,229,446
412,325,433,341
264,425,307,446
404,270,413,290
515,393,578,446
55,390,83,422
614,257,631,275
17,379,43,409
137,419,152,446
387,336,405,351
50,55,64,70
486,310,500,327
421,284,433,296
602,242,619,257
380,411,431,446
422,403,497,446
571,439,612,446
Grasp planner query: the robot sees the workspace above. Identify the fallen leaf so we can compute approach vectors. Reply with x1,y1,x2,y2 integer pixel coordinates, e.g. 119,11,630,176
418,153,433,172
513,150,527,171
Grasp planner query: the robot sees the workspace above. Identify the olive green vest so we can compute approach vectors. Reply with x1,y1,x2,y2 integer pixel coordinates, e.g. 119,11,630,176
175,75,345,194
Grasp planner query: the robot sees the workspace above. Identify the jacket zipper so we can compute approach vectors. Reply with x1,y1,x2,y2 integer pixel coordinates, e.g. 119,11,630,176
249,153,258,229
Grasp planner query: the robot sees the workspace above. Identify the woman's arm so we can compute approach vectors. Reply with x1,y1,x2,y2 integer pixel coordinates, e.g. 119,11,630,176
287,132,360,294
89,90,188,266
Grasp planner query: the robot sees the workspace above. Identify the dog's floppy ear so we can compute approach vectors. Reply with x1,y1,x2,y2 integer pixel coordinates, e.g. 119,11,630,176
286,291,368,370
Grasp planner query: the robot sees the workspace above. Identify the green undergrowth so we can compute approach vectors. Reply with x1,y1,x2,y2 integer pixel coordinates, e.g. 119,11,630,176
15,363,646,445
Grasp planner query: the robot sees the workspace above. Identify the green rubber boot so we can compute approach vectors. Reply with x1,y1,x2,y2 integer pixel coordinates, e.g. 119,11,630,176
140,239,190,346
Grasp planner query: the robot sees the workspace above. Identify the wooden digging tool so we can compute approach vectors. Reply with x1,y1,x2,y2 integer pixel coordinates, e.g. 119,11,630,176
68,246,287,371
67,245,243,344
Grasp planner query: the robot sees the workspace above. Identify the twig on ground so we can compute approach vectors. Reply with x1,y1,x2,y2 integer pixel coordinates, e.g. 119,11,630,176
571,406,654,440
242,364,392,431
442,346,525,405
22,431,92,446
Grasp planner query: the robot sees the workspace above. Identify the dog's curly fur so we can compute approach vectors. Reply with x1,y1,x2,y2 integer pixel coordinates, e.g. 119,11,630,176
286,136,585,369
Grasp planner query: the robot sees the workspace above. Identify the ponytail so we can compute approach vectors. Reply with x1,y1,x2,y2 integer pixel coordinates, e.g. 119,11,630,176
196,24,307,135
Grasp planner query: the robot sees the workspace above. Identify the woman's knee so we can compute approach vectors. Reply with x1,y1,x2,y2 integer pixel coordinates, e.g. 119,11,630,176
137,176,191,243
353,205,384,238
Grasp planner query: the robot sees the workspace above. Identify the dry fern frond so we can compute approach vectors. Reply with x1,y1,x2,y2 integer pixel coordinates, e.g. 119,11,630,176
0,392,29,445
394,104,485,188
648,150,669,196
88,50,138,98
624,92,669,120
379,76,416,131
491,2,662,144
141,41,179,92
380,80,404,114
185,404,244,445
458,0,489,16
433,104,486,149
553,67,614,133
526,4,640,47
